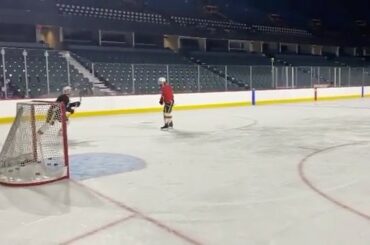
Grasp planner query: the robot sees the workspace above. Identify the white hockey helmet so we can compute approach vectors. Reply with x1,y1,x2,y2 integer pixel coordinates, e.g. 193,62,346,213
63,86,72,95
158,77,166,85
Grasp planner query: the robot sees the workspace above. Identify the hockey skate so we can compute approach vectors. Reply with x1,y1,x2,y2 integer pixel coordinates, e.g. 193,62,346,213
169,121,173,128
161,123,169,130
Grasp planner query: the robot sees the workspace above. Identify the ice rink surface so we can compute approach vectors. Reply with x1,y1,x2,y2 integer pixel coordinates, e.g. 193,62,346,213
1,99,370,245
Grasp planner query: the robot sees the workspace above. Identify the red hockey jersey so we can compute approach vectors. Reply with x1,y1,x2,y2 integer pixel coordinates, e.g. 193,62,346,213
160,84,174,104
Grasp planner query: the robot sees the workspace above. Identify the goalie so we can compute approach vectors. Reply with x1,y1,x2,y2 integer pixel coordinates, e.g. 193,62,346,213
37,86,81,135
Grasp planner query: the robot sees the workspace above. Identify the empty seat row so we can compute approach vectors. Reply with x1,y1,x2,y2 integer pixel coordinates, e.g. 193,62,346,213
57,3,170,25
0,48,90,98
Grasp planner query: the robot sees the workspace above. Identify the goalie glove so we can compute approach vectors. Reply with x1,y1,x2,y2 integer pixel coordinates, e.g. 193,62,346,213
69,101,81,108
67,101,80,112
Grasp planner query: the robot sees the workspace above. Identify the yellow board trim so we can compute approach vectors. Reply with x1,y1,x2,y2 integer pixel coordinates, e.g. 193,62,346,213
0,117,15,124
257,97,314,105
317,94,362,101
0,95,369,124
175,101,251,110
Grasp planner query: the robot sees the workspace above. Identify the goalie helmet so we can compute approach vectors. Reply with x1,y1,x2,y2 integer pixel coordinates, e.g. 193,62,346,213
158,77,166,85
63,86,72,95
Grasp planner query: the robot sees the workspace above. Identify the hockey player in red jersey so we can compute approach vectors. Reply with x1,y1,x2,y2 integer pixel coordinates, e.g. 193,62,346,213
38,86,80,135
158,77,174,130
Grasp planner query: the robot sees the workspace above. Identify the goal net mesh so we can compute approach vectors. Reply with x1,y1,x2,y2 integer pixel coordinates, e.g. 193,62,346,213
0,101,69,186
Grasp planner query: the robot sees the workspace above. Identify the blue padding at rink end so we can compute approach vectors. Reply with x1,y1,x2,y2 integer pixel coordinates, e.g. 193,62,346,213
252,88,256,105
69,153,146,180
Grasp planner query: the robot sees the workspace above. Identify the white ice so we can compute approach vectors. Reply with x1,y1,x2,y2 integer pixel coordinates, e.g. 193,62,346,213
1,99,370,245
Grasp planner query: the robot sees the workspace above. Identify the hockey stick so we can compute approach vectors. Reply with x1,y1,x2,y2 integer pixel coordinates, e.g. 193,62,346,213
78,89,82,104
73,89,83,107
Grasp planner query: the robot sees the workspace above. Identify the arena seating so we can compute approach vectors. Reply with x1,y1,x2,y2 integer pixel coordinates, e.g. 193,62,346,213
72,47,240,93
333,56,369,67
0,48,89,98
252,25,311,37
187,51,271,89
275,54,336,66
1,45,368,98
170,16,251,32
189,51,270,66
56,3,170,25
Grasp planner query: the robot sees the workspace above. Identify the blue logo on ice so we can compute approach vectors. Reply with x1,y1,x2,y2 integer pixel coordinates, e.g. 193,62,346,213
69,153,146,180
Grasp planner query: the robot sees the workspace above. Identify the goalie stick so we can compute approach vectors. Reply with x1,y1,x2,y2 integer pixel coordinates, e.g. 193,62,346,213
79,89,82,104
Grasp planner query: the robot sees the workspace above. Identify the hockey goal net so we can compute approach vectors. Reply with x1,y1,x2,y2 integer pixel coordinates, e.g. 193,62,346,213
0,101,69,186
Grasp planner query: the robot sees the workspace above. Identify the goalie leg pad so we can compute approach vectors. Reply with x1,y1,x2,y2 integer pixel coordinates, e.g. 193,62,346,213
46,106,61,125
